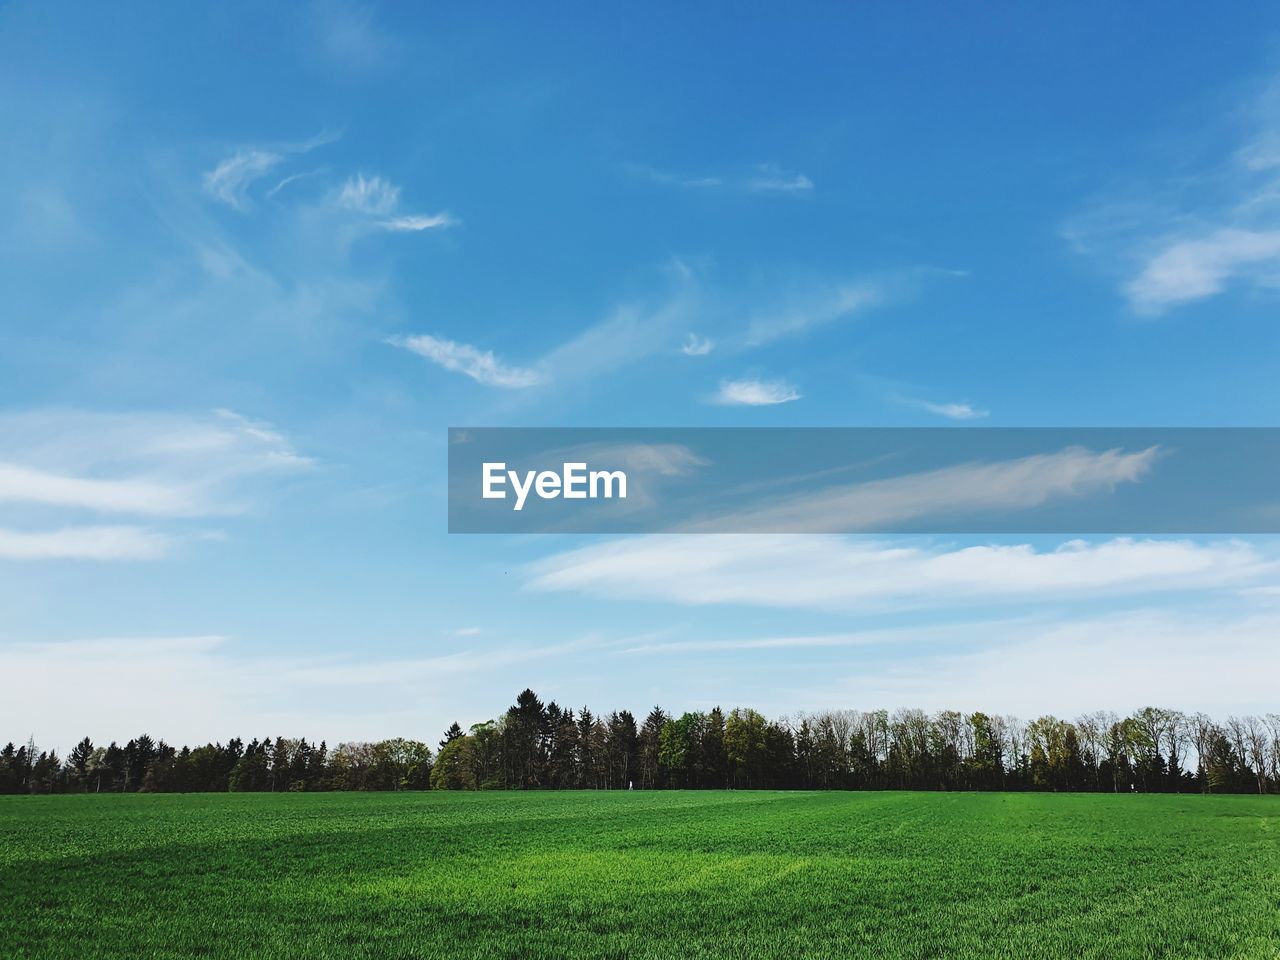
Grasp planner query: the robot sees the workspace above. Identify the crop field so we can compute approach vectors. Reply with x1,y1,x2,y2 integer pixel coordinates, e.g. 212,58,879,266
1,791,1278,959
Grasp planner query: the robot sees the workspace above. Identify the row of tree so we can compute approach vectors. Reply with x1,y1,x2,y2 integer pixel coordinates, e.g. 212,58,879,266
5,692,1280,795
0,735,433,795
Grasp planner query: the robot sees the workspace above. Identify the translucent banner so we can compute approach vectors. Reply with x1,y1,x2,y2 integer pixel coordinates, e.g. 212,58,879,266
447,428,1280,533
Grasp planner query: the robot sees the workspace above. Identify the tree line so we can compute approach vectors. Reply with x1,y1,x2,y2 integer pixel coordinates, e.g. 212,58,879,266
5,691,1280,795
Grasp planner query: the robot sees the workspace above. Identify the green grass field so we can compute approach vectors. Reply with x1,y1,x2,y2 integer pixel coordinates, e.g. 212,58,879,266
2,791,1277,959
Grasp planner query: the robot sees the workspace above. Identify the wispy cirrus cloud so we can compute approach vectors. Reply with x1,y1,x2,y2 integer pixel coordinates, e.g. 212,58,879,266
626,162,813,196
336,173,457,232
391,269,699,393
388,334,545,388
537,290,697,386
1126,228,1280,312
744,282,882,346
680,333,715,356
624,164,723,189
203,144,455,234
913,399,990,421
528,535,1272,612
380,213,457,232
0,409,312,561
0,464,197,516
678,445,1156,534
337,173,400,215
0,525,170,561
387,264,944,402
0,409,312,511
736,266,966,349
709,377,801,406
745,164,814,194
1067,74,1280,314
203,150,284,210
621,631,892,656
202,131,342,210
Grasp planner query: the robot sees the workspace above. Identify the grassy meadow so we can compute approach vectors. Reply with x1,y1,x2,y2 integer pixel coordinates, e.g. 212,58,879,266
1,790,1277,959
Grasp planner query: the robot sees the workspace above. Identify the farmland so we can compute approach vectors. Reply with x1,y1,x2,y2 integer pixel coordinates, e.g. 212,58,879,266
1,791,1277,959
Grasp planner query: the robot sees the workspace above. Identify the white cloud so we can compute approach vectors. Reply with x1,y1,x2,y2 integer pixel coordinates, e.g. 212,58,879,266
1069,75,1280,314
710,377,801,406
680,445,1156,533
0,464,196,516
0,525,171,560
681,333,715,356
915,399,990,420
814,610,1280,718
206,157,455,235
337,173,400,215
0,409,311,507
394,274,698,397
625,164,723,189
744,283,882,346
746,165,814,194
389,334,545,388
203,150,283,209
538,289,697,386
337,174,457,233
620,628,933,657
379,213,457,232
202,131,342,211
1126,228,1280,313
384,266,922,403
626,162,812,195
397,267,903,400
0,633,595,750
0,409,310,561
264,172,313,200
527,535,1271,612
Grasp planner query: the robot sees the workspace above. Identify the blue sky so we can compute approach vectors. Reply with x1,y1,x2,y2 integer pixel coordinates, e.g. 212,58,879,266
4,3,1280,748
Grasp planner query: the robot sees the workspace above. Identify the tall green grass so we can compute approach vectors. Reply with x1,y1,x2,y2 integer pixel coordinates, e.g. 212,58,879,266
2,791,1277,959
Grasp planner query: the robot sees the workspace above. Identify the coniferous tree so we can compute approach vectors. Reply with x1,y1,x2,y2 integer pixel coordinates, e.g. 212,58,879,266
67,737,93,792
439,722,464,752
702,708,727,790
638,707,667,789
